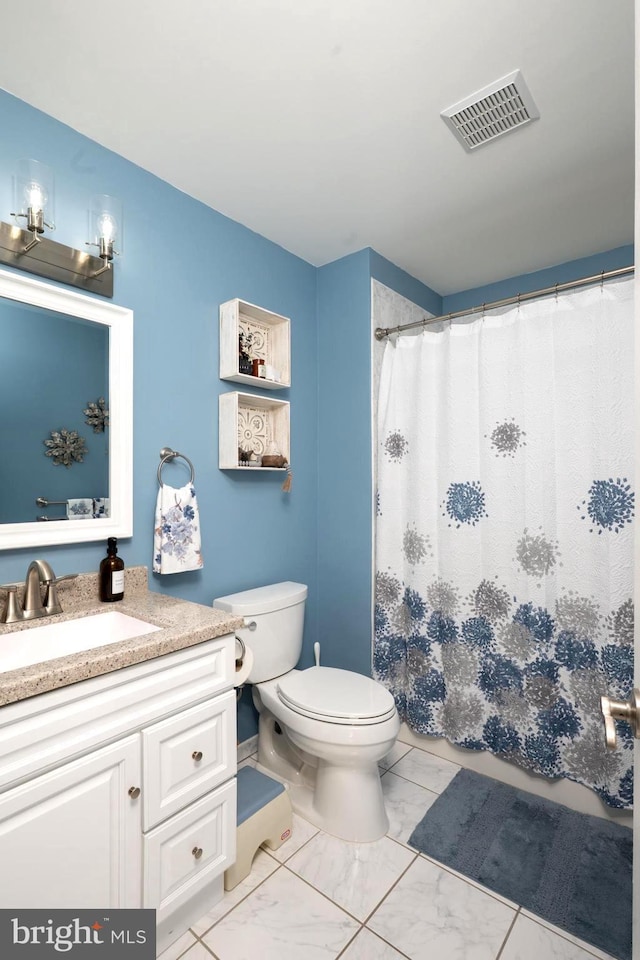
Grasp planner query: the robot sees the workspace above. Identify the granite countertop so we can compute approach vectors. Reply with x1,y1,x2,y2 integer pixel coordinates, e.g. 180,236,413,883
0,566,242,707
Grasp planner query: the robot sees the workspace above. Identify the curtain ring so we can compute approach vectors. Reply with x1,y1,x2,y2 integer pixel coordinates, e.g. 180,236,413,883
554,283,558,301
481,302,486,319
517,293,521,309
601,270,605,291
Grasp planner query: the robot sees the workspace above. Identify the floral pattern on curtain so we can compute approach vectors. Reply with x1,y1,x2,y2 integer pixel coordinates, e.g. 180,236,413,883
373,278,634,808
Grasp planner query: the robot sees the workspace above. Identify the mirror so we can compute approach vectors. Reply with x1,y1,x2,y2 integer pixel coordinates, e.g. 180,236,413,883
0,268,132,549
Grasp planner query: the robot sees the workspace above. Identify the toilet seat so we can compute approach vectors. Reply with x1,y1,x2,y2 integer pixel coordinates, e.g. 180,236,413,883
277,666,397,725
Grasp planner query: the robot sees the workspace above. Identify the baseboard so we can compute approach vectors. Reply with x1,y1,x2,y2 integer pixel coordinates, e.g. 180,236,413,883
398,723,632,825
237,735,258,763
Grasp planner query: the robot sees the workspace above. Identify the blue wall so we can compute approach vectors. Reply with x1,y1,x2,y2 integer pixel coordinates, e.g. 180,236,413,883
0,90,319,745
316,250,441,675
0,89,633,744
442,245,634,313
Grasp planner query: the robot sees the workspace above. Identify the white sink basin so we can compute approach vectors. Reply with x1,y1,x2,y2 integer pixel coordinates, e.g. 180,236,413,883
0,611,161,673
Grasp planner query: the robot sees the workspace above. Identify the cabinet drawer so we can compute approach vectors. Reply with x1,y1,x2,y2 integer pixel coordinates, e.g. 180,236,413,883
142,690,236,830
143,778,236,922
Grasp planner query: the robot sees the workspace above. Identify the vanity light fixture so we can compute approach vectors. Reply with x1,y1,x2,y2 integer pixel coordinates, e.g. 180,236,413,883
0,159,115,298
11,159,55,252
87,194,123,278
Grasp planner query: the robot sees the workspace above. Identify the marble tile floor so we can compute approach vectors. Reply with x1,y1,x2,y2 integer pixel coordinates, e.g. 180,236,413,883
158,740,617,960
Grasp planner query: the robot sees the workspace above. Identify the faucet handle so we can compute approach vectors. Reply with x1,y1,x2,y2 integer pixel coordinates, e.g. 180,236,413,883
0,585,22,624
43,574,78,615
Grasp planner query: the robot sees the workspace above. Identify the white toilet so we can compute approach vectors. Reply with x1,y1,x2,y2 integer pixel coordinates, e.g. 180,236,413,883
213,581,400,842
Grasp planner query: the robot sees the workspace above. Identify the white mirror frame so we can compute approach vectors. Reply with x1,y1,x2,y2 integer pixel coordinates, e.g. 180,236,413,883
0,268,133,549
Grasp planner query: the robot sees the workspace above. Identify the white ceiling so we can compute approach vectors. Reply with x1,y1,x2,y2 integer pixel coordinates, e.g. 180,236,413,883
0,0,634,295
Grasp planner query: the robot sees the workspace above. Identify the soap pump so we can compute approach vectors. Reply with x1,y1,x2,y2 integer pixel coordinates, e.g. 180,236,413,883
99,537,125,602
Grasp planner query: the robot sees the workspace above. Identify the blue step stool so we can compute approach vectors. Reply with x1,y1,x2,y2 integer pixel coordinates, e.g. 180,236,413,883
224,766,292,891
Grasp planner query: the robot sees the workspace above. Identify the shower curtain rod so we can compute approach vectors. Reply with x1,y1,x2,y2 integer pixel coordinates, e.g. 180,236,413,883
374,264,635,340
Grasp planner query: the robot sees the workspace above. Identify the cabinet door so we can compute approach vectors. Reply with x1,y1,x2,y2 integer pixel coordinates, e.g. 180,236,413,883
0,735,141,908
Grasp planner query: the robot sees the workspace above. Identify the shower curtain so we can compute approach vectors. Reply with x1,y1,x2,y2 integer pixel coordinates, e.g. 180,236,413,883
374,277,634,808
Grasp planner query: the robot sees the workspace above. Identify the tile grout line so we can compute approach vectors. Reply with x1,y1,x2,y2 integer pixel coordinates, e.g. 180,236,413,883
361,928,414,960
334,924,364,959
520,911,618,960
282,836,420,929
384,768,458,792
236,745,606,958
189,862,285,940
280,861,367,925
360,850,420,927
190,936,222,960
380,767,442,801
280,855,427,960
416,850,519,910
494,906,521,960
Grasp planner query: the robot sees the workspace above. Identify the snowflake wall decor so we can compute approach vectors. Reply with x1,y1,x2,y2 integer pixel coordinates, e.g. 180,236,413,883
84,397,109,433
44,428,88,467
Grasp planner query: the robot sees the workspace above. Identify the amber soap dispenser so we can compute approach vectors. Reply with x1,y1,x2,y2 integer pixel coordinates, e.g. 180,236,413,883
100,537,125,602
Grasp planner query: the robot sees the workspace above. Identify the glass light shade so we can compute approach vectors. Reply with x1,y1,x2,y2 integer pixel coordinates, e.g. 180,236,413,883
89,194,123,256
13,159,55,228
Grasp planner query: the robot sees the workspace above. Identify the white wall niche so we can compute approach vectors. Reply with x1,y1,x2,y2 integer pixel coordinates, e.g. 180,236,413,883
219,298,290,389
219,391,290,470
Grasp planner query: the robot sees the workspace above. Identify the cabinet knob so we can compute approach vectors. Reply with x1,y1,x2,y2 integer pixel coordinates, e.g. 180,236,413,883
128,786,141,799
192,750,203,762
192,846,203,860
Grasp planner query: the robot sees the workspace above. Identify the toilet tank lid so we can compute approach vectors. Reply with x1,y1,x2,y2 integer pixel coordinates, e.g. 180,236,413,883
213,581,308,616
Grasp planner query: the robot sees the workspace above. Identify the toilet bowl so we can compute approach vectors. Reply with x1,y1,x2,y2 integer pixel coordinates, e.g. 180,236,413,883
255,668,400,841
213,582,400,842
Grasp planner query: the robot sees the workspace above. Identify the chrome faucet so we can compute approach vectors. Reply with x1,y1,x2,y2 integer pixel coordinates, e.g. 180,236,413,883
0,560,78,624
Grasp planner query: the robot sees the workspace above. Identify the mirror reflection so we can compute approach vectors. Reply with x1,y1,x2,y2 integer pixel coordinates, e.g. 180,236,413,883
0,299,109,525
0,267,132,551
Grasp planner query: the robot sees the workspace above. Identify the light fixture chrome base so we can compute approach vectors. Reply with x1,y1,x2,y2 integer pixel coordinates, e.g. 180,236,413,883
0,220,113,297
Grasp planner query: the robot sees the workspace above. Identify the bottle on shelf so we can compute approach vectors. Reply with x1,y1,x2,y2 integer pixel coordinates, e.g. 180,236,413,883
99,537,125,602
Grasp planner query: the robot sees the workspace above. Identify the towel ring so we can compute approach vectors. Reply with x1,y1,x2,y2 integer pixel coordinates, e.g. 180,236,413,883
157,447,195,486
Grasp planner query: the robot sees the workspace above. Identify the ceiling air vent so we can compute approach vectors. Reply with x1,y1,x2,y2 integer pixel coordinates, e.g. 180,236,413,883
441,70,539,151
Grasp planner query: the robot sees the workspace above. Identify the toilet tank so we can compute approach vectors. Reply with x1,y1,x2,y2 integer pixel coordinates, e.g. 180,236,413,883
213,582,307,683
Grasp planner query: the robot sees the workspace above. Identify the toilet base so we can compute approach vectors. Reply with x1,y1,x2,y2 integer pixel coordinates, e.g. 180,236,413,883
255,760,389,843
256,712,390,843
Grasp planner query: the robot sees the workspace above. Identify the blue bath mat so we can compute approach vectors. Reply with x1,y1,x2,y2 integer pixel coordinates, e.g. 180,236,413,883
408,768,632,960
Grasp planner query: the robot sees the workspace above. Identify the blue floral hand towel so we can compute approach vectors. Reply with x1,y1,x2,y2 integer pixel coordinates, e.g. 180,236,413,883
153,482,204,574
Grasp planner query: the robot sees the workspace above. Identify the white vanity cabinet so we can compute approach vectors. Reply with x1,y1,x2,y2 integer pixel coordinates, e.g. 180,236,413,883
0,633,237,953
0,734,141,908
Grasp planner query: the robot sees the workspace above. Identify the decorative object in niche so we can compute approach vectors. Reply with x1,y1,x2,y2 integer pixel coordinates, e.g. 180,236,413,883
219,391,290,471
84,396,109,432
44,428,88,467
261,440,292,491
261,454,288,468
238,405,270,460
261,441,287,469
238,330,254,375
238,447,255,466
220,299,290,389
